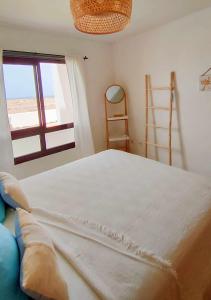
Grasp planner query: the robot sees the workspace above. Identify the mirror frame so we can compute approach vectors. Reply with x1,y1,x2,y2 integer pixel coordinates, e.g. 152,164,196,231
105,84,125,104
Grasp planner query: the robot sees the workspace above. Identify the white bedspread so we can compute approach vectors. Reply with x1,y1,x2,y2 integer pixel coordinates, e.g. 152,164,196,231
21,150,211,300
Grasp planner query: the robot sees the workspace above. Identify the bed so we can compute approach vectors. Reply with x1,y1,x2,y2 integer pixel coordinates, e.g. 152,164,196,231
6,150,211,300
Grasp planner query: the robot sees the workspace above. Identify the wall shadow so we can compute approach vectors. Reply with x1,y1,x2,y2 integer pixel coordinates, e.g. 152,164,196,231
174,76,188,170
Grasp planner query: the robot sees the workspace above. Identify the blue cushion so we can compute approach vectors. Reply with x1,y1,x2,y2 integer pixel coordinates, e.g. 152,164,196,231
0,224,29,300
0,196,6,223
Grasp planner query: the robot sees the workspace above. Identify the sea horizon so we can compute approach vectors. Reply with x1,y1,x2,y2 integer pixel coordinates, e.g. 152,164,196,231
6,95,54,100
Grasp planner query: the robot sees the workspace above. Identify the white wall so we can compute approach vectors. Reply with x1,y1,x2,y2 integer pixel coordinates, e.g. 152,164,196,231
113,7,211,177
0,25,114,178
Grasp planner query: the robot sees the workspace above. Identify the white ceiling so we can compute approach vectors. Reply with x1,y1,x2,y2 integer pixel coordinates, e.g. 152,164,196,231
0,0,211,43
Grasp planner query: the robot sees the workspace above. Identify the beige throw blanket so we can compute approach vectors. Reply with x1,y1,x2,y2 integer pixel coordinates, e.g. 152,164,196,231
21,150,211,300
33,208,181,300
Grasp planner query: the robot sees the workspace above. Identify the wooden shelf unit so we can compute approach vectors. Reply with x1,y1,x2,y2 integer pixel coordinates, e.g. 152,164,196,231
109,135,130,142
107,116,128,121
105,86,130,152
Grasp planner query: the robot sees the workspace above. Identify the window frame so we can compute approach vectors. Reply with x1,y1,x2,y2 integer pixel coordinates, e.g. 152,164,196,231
3,54,75,165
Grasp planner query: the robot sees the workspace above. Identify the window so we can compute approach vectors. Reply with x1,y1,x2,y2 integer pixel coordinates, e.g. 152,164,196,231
3,52,75,164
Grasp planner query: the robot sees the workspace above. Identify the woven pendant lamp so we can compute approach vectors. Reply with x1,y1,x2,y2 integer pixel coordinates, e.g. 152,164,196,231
70,0,132,35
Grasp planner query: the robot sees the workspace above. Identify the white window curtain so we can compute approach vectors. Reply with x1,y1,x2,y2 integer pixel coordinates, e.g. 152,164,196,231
0,49,14,172
65,56,95,158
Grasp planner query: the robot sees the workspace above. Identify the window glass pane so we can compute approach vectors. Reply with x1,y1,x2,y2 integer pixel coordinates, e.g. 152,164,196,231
45,128,74,149
3,64,39,130
12,136,41,158
40,63,73,127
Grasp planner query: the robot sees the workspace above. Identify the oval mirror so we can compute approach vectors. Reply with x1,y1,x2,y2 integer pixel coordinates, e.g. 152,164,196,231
106,85,125,104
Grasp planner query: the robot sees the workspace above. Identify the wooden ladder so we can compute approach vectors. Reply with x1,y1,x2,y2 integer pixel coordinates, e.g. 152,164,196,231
144,72,176,166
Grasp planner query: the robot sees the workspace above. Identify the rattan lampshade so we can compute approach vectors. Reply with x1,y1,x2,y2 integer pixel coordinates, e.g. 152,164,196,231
70,0,132,35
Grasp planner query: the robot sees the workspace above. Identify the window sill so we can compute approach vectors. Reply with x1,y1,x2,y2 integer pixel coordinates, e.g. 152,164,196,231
14,142,76,165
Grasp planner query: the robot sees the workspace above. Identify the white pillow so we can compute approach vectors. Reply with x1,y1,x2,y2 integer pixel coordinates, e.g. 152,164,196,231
0,172,31,212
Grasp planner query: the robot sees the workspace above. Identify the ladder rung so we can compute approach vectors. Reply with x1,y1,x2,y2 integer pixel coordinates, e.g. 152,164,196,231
144,142,169,150
145,106,170,111
147,87,171,91
146,124,168,129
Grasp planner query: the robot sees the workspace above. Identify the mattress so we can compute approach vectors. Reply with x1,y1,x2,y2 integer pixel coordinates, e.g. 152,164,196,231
20,150,211,300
